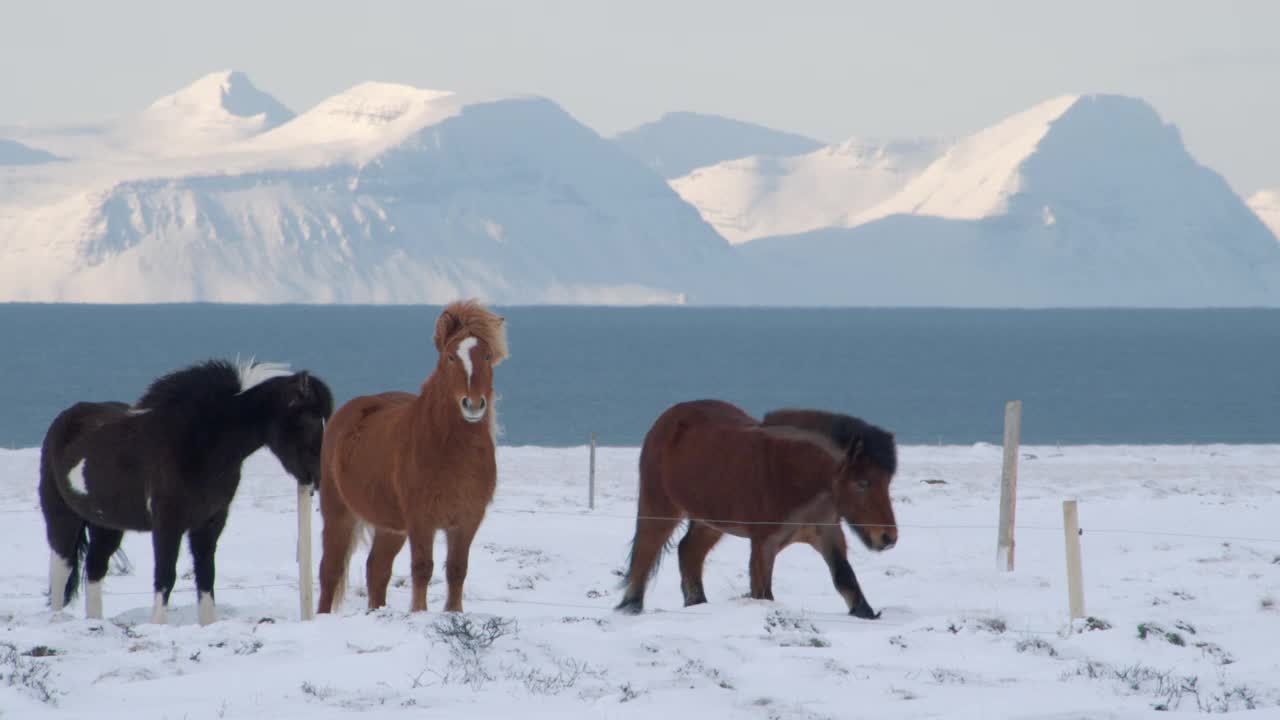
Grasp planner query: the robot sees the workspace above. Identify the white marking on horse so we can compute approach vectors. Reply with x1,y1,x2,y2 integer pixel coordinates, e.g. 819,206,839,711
49,552,72,612
457,337,478,387
86,581,104,619
67,459,88,495
150,592,167,625
235,357,293,393
197,591,216,626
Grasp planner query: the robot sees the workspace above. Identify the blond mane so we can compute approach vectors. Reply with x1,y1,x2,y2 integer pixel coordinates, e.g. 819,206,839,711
436,299,510,364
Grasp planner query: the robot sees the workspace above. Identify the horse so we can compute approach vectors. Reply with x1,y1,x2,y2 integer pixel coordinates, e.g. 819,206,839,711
316,300,508,615
615,399,898,618
39,359,334,626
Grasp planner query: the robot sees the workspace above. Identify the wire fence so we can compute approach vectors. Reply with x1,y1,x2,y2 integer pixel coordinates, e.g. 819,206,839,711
3,490,1279,545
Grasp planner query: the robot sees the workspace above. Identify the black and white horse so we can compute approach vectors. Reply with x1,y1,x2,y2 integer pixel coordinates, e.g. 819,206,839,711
38,359,333,625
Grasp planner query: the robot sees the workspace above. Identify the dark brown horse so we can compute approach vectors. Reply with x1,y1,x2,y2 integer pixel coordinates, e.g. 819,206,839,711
317,300,509,615
616,399,898,618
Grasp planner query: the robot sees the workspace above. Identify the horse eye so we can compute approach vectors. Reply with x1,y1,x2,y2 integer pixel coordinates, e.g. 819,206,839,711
485,353,492,361
448,355,456,363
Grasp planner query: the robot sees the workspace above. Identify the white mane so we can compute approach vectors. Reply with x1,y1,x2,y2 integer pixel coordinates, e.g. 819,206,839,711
235,356,293,393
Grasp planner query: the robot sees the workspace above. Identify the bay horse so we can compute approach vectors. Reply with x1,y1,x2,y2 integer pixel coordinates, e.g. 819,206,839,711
317,300,508,615
616,399,898,618
39,359,333,625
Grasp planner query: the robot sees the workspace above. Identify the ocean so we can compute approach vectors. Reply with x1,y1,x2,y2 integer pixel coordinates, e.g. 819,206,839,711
1,304,1276,448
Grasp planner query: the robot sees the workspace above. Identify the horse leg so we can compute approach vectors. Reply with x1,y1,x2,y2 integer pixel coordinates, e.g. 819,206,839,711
39,475,85,612
677,522,721,606
444,523,479,613
317,489,358,614
188,508,229,626
149,524,184,625
748,535,779,601
809,525,879,619
615,515,681,614
83,525,124,620
365,529,406,610
406,525,437,612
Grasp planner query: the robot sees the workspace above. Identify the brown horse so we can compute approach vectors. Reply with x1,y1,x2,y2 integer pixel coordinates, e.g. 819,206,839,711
316,300,509,614
616,399,897,618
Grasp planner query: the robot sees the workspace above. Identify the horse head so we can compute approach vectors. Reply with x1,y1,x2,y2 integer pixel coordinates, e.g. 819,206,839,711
832,424,898,552
260,371,334,487
431,301,508,427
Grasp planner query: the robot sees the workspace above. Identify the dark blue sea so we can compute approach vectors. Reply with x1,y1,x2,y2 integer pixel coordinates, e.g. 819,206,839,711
1,305,1276,448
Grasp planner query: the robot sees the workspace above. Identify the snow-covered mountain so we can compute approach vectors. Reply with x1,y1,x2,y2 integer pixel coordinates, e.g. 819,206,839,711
612,112,824,179
670,137,947,244
728,95,1280,307
3,77,1277,307
0,139,58,165
2,71,294,163
0,75,732,304
1249,190,1280,243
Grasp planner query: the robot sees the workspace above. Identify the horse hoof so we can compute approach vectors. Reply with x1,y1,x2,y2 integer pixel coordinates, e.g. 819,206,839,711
850,606,881,620
615,600,643,615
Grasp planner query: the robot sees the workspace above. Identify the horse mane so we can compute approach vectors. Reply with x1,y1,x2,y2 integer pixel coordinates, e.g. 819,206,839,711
135,359,294,410
764,408,898,475
437,299,509,364
858,422,898,476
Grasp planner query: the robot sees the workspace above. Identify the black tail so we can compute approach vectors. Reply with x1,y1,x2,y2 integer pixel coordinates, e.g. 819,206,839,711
62,524,89,606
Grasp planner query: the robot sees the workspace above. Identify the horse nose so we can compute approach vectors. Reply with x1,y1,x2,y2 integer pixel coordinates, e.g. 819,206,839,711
880,530,897,550
461,396,472,410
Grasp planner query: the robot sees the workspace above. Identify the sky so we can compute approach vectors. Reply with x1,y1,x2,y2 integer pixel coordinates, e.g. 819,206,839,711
1,0,1277,193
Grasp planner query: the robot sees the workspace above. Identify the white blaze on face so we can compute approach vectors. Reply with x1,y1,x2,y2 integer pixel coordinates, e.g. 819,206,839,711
68,459,88,495
457,337,479,388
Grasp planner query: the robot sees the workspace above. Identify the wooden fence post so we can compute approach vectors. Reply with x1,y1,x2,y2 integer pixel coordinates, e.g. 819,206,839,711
588,432,597,510
1063,499,1086,620
996,400,1022,571
298,484,314,621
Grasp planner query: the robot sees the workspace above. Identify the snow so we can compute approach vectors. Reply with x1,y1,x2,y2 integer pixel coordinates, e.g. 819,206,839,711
1249,190,1280,243
3,73,1279,307
732,94,1280,307
246,82,462,165
0,75,732,305
670,138,947,244
2,443,1278,718
852,96,1079,224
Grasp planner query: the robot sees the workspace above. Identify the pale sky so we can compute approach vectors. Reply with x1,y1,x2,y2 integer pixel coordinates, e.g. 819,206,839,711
2,0,1277,192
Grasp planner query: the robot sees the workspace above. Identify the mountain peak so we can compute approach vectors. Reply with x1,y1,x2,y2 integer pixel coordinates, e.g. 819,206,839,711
250,81,459,153
614,112,825,179
850,94,1192,224
145,70,295,129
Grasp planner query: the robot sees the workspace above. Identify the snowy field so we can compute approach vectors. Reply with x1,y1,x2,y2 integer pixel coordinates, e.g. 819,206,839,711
1,444,1278,718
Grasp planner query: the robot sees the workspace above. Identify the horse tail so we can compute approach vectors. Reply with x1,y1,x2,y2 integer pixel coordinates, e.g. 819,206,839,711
328,519,367,613
617,424,682,589
38,417,89,608
62,525,89,606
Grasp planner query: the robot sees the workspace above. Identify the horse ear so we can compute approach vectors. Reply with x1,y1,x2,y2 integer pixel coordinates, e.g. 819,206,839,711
434,310,461,352
288,372,312,407
847,435,865,462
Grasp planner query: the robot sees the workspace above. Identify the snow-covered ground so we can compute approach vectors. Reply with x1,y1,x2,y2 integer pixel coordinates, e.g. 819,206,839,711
1,444,1278,718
